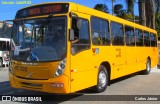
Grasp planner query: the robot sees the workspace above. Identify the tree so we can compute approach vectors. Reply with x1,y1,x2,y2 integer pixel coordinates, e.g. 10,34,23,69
114,4,123,15
126,0,134,13
94,4,109,13
157,0,160,13
125,0,136,22
139,0,146,26
156,13,160,36
138,0,158,29
145,0,155,29
155,0,160,36
114,4,133,20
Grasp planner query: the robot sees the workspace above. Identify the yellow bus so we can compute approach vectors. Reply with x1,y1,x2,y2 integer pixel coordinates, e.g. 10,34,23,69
9,2,158,93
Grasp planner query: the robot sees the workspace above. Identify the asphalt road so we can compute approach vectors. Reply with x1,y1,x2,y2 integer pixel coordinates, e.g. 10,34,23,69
0,67,160,104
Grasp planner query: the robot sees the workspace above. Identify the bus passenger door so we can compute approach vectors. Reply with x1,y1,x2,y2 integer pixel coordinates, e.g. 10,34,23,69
70,16,96,92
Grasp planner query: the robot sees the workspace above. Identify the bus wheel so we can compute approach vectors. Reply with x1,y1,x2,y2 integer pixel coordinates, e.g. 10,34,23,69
143,59,151,75
94,65,108,93
0,59,2,68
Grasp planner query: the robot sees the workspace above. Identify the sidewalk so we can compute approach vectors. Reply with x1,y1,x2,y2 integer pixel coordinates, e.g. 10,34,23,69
0,67,8,71
151,68,160,73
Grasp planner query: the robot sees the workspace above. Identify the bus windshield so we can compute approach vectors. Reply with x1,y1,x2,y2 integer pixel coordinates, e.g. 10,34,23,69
11,16,67,62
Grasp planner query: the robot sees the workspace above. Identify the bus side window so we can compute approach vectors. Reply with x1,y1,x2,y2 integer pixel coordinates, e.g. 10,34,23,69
110,22,124,46
91,17,110,45
125,26,135,46
143,31,150,47
150,33,157,47
71,18,90,54
135,29,143,46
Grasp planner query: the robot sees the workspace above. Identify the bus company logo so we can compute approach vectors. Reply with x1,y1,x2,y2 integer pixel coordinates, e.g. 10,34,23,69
2,96,11,101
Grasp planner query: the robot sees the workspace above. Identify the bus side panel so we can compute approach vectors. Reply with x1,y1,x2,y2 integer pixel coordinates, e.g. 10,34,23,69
141,47,151,70
110,46,126,79
125,47,139,74
151,47,158,67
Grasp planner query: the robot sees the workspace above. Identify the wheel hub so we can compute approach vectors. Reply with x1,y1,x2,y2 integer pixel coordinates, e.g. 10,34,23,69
98,71,106,89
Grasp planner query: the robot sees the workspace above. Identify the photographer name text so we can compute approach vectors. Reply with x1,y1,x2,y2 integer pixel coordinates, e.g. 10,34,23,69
1,0,31,4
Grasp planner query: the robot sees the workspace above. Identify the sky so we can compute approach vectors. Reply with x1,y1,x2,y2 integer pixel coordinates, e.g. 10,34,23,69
0,0,139,21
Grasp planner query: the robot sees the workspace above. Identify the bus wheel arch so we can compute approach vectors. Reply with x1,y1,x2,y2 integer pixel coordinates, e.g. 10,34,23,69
93,62,111,93
143,57,151,75
147,57,151,65
101,61,111,85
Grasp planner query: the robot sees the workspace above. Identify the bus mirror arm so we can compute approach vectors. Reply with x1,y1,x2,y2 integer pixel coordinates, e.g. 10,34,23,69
69,29,75,41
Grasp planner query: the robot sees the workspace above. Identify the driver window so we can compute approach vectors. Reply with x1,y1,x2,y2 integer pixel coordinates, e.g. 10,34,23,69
71,18,90,54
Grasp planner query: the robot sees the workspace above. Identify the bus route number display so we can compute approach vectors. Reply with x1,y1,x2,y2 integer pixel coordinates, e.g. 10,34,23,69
15,3,69,19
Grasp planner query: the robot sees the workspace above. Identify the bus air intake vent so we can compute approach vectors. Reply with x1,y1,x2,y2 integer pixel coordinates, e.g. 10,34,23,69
20,82,43,89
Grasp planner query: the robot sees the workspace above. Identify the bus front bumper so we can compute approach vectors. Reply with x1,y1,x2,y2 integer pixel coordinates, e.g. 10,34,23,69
9,72,70,94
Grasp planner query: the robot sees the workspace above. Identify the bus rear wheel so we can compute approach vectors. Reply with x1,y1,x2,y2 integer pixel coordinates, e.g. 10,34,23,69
94,65,108,93
143,59,151,75
0,59,2,68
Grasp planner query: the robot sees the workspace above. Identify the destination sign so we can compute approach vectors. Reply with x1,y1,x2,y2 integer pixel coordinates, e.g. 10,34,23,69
15,3,69,19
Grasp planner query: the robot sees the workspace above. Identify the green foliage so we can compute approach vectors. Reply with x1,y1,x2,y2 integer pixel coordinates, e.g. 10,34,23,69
126,0,134,13
94,4,109,13
156,13,160,37
114,4,123,15
123,13,133,19
114,4,133,20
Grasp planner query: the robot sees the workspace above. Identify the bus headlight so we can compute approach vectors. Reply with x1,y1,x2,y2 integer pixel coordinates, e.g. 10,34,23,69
54,59,66,77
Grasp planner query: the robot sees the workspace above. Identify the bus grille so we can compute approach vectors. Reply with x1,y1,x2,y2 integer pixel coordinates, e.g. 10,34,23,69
16,76,48,80
20,82,43,89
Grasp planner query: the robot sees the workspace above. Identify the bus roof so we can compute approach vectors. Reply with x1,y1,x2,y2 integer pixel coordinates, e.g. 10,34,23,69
16,2,157,34
74,3,157,34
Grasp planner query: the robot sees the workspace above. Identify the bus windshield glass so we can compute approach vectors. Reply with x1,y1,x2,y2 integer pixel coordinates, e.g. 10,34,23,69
11,16,67,62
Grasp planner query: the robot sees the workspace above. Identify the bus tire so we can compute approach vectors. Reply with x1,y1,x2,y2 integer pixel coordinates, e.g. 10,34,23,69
143,59,151,75
94,65,108,93
0,59,2,68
